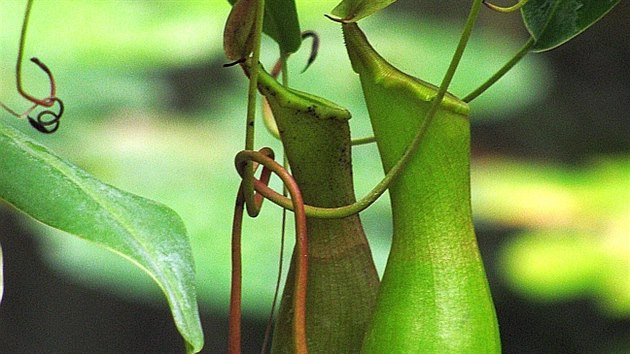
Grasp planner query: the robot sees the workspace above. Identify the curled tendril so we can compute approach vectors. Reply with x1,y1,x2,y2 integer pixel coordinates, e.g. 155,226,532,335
0,0,64,134
229,147,309,354
300,30,320,73
27,97,64,134
20,57,57,107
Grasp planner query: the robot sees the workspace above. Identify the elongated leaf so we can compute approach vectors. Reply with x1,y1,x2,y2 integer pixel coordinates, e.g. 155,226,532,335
331,0,396,22
227,0,301,54
0,122,203,353
522,0,620,52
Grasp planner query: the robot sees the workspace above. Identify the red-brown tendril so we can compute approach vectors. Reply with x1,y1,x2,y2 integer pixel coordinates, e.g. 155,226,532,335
18,57,56,107
229,147,308,354
300,31,319,73
266,31,320,76
1,0,64,133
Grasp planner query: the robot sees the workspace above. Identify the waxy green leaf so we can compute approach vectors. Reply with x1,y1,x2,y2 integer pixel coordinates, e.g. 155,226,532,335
227,0,301,54
0,122,203,353
522,0,620,52
331,0,397,22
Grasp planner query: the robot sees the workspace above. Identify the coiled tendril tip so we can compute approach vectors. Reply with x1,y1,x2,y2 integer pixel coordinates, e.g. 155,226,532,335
27,97,64,134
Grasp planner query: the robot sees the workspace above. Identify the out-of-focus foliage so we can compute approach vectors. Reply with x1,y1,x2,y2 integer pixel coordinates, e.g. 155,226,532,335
0,1,226,69
0,1,229,114
500,229,630,316
0,1,549,120
473,157,630,315
1,0,552,316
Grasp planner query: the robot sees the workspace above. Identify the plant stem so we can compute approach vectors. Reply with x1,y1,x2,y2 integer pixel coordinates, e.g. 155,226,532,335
463,37,534,102
228,192,244,354
242,0,266,217
351,135,376,145
16,0,56,107
247,0,483,220
433,0,484,107
235,149,308,354
365,0,483,207
16,0,35,103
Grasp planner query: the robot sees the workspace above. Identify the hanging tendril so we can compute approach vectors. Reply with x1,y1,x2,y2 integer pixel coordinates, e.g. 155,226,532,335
0,0,64,134
229,147,309,354
300,31,319,73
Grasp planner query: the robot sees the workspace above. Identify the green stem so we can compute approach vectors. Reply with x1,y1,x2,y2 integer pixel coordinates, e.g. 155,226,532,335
432,0,484,107
235,149,308,354
361,0,483,211
280,53,289,87
261,54,291,353
16,0,54,107
242,0,265,217
351,135,376,145
249,0,482,220
463,37,534,103
16,0,35,103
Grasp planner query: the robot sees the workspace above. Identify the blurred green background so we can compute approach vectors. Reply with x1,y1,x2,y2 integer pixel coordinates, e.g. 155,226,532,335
1,1,628,353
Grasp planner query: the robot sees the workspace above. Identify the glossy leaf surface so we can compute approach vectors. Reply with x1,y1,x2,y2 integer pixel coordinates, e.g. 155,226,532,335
522,0,620,52
0,122,203,353
331,0,397,22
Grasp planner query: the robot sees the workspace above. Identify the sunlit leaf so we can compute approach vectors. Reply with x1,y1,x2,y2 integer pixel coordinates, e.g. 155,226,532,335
0,121,204,353
227,0,302,54
521,0,620,52
331,0,397,22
